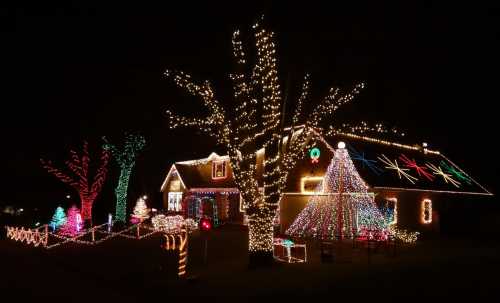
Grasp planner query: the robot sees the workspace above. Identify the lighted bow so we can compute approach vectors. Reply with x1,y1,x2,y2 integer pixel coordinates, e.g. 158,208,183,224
377,154,418,184
426,163,461,188
347,145,383,175
399,154,434,181
440,161,472,185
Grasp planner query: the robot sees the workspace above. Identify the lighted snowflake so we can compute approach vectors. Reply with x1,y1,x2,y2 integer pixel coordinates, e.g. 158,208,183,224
348,145,383,175
440,161,472,185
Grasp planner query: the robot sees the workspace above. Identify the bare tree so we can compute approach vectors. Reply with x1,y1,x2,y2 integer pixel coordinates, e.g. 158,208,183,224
164,18,364,265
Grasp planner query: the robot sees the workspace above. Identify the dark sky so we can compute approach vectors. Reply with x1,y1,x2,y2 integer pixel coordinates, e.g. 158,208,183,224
0,2,498,216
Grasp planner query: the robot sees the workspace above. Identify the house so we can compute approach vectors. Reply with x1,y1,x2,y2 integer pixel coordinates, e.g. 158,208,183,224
160,129,492,233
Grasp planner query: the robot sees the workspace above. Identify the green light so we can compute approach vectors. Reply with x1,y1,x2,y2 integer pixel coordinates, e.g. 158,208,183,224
103,133,146,223
309,147,320,159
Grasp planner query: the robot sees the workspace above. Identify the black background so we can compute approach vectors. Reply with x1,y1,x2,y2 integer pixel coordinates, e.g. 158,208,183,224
1,1,498,220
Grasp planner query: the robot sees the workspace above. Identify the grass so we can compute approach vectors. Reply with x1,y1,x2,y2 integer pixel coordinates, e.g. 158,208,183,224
1,224,499,301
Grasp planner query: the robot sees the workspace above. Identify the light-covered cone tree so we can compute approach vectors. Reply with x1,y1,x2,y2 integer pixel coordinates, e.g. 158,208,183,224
49,206,67,231
164,18,365,265
286,143,386,239
59,205,82,236
131,196,150,222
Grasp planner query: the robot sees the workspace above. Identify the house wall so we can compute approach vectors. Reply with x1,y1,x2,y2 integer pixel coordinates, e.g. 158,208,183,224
161,173,187,210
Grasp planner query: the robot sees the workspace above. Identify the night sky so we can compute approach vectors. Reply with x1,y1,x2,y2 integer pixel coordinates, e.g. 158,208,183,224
1,2,498,218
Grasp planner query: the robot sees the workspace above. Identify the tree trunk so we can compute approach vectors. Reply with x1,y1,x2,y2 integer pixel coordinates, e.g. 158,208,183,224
115,167,132,223
248,207,275,268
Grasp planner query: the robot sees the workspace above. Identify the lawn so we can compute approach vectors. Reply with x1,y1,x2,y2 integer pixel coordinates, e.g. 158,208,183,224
1,225,499,301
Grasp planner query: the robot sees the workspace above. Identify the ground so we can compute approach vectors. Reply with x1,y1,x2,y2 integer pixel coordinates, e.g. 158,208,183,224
1,225,499,301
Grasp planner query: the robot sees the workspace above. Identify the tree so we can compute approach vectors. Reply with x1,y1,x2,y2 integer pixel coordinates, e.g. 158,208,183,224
131,196,150,222
286,142,386,239
103,133,146,223
164,18,365,265
41,142,109,223
59,205,82,236
49,206,67,231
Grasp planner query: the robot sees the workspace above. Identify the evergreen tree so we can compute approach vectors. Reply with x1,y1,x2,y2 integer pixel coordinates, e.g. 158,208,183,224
59,205,82,236
49,206,67,231
286,142,386,239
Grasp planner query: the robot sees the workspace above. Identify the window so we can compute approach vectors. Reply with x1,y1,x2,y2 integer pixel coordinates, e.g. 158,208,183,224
168,192,183,212
212,160,227,179
384,197,397,225
301,176,323,194
421,199,432,224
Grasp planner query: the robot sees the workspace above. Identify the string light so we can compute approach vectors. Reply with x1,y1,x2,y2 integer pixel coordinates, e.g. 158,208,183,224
162,226,188,277
421,199,432,224
378,154,418,184
5,225,48,247
440,161,472,185
164,19,367,254
49,206,67,231
103,133,146,223
300,176,324,194
426,163,461,188
273,237,307,263
286,147,386,240
348,144,383,175
59,205,82,236
399,154,434,181
131,196,150,222
41,141,110,221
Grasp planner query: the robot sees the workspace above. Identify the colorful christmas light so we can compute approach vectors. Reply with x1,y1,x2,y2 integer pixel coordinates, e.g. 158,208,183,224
378,154,418,184
59,205,82,236
348,145,383,175
399,154,434,181
41,141,109,221
49,206,67,231
426,163,461,188
287,143,386,239
164,18,366,255
103,133,146,223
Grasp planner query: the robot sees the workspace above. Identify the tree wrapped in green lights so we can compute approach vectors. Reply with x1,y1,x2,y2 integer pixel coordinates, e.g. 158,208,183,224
103,133,146,223
164,17,368,265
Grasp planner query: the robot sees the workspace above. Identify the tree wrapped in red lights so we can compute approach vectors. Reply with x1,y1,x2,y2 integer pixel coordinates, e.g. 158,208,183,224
164,17,370,265
41,142,110,222
286,143,386,239
59,205,82,236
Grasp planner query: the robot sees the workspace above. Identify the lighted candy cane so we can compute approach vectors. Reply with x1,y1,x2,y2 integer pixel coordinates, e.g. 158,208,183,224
162,226,188,277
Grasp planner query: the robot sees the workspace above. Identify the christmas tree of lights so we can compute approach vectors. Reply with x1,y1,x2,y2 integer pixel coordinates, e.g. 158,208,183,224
59,205,82,236
286,142,386,239
41,142,110,222
49,206,67,231
103,133,146,223
131,196,150,222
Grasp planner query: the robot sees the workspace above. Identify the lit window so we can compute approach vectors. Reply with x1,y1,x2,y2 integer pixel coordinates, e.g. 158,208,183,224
300,176,323,194
168,192,183,211
421,199,432,224
170,180,180,191
385,197,397,225
212,161,227,179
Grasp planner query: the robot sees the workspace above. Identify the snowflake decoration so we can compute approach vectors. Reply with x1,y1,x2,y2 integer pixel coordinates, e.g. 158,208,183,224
378,154,418,184
348,145,383,175
439,161,472,185
399,154,434,181
426,163,461,188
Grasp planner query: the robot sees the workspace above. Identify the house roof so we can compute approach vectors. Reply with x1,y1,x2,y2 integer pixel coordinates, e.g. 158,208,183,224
161,131,492,196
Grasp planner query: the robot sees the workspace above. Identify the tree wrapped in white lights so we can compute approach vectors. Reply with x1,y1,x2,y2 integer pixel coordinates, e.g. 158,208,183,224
131,196,150,222
164,17,365,264
286,142,386,239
